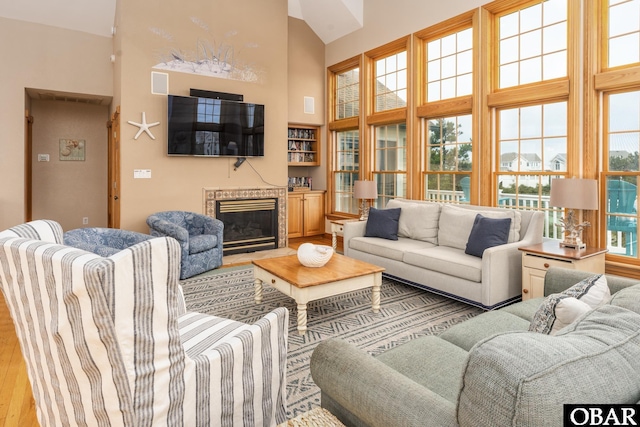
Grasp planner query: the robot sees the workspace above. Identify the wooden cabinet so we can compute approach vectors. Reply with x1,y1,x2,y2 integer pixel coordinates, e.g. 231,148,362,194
519,242,608,300
288,124,320,166
288,191,325,238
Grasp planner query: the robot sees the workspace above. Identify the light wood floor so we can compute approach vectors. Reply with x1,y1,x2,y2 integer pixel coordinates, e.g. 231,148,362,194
0,235,336,426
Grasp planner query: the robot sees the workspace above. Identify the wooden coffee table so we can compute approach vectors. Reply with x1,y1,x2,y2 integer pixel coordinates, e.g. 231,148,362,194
252,253,384,335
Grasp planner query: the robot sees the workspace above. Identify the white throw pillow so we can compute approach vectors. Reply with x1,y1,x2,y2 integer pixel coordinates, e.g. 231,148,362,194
386,199,441,244
437,204,521,250
549,297,592,335
529,274,610,335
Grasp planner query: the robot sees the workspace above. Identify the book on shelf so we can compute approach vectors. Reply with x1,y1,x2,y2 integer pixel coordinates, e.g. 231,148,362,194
288,176,312,191
288,152,316,163
288,128,315,139
288,141,313,151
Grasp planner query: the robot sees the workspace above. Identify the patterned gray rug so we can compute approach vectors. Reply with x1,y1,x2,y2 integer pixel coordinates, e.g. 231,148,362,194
180,265,483,418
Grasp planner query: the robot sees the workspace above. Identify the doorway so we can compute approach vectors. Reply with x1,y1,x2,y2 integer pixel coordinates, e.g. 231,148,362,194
25,89,114,231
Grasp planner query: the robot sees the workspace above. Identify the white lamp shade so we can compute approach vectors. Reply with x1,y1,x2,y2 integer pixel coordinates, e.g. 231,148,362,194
353,180,377,199
550,178,598,210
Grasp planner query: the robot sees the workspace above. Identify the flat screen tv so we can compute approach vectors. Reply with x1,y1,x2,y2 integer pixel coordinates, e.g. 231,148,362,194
167,94,265,157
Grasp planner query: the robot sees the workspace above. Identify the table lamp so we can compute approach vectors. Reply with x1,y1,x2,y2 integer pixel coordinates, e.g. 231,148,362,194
354,180,378,220
549,178,598,250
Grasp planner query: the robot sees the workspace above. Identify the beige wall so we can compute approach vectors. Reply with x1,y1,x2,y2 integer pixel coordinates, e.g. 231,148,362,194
288,17,327,191
288,17,325,126
115,0,290,232
0,3,347,233
325,0,486,66
31,100,109,231
0,17,113,230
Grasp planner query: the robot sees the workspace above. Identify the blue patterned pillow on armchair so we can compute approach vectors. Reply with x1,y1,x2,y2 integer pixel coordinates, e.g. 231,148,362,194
189,234,218,254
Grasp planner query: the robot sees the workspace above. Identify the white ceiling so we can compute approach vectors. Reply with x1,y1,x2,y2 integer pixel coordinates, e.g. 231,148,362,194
0,0,362,44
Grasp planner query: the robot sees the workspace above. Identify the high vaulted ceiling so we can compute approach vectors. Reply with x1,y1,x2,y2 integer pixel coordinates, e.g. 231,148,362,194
0,0,116,38
0,0,362,44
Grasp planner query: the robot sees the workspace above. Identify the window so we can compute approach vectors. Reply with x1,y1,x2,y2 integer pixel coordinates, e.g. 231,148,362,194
334,130,360,214
328,58,361,216
424,115,472,203
336,68,360,119
418,21,476,203
367,39,410,204
486,0,573,244
607,0,640,68
375,51,407,112
323,0,640,273
603,91,640,258
426,28,473,101
373,123,407,207
596,0,640,267
497,0,567,88
495,102,567,239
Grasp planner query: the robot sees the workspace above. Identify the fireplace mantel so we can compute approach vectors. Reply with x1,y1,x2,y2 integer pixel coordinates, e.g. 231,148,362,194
203,187,288,249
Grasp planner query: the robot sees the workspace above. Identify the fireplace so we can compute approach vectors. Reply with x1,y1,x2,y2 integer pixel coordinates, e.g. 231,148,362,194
204,187,288,253
216,198,278,255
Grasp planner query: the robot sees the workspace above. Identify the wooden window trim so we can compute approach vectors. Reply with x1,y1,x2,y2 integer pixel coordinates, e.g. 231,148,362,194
364,36,411,63
328,117,359,132
366,109,407,126
595,66,640,92
482,0,543,15
581,0,601,246
417,96,473,118
487,79,570,108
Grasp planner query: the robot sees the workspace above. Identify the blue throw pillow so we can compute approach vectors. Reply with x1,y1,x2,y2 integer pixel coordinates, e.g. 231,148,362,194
364,207,402,240
465,214,511,257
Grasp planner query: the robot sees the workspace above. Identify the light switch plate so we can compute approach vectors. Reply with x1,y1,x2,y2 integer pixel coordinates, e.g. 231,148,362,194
38,154,50,162
133,169,152,179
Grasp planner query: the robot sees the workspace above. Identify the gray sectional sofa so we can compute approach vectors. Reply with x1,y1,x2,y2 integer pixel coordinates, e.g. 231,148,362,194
310,267,640,427
344,199,545,309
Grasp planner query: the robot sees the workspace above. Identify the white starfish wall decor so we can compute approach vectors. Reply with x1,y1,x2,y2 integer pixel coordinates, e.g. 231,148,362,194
128,112,160,140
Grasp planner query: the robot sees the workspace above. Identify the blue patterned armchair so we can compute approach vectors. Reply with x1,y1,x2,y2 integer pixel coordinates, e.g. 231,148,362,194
64,227,154,256
147,210,224,279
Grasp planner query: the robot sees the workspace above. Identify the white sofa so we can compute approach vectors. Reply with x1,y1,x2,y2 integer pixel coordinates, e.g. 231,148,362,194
344,199,545,309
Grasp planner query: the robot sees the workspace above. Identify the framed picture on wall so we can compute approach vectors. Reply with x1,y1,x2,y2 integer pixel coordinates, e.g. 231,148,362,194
59,139,85,161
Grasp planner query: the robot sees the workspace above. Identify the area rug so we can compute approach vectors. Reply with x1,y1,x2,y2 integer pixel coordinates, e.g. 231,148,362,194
180,265,483,418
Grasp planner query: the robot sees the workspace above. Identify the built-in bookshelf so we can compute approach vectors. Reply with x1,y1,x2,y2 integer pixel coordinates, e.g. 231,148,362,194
288,124,320,166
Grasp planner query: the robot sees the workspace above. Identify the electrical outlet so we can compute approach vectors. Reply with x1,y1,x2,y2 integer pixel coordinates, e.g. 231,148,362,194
82,217,89,225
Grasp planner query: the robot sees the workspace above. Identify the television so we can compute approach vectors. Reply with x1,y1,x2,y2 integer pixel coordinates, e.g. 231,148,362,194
167,94,265,157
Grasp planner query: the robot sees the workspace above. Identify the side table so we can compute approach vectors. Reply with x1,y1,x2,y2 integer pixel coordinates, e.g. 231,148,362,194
519,242,608,300
329,219,361,251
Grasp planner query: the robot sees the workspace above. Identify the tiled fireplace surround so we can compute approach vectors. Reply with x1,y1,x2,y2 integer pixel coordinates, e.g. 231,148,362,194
203,187,288,250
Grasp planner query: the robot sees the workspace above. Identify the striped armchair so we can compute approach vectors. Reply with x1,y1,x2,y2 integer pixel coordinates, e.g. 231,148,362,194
0,220,288,427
